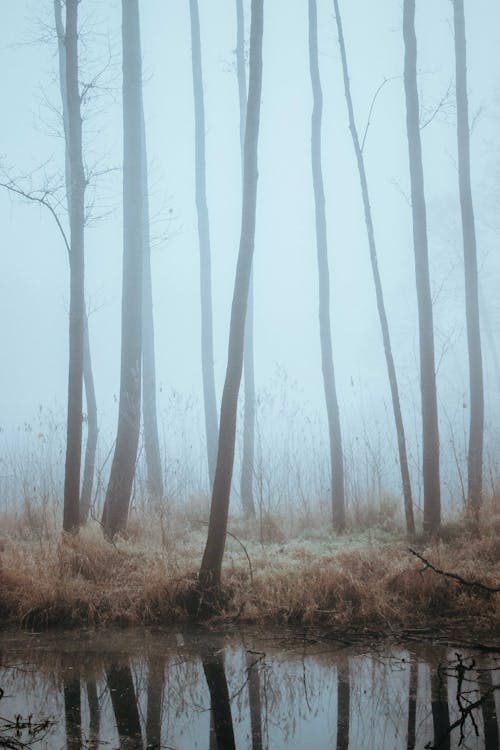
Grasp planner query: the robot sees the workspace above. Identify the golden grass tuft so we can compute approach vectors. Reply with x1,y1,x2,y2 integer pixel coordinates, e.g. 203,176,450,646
0,513,498,637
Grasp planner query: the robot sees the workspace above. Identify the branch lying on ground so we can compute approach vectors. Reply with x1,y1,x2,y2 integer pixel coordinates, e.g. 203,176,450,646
408,548,500,594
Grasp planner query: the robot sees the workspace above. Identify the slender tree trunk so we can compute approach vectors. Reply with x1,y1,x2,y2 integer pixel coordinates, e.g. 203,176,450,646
85,679,100,749
54,0,98,527
64,674,82,750
101,0,143,538
202,649,236,750
146,655,165,750
453,0,484,525
198,0,263,593
79,314,98,523
106,663,143,746
336,657,350,750
189,0,219,489
430,662,450,750
141,108,164,504
333,0,415,535
247,652,263,750
403,0,441,534
62,0,85,534
406,658,418,749
308,0,345,531
236,0,256,519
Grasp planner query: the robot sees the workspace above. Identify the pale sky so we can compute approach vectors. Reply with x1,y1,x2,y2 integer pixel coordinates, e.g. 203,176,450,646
1,1,500,506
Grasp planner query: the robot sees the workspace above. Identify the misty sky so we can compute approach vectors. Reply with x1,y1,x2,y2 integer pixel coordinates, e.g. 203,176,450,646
2,1,500,506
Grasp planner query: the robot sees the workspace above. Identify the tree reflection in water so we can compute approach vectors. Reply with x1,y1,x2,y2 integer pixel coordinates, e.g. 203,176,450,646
0,633,498,749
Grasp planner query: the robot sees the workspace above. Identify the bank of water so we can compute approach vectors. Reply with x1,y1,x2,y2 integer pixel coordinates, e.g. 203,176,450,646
0,628,498,749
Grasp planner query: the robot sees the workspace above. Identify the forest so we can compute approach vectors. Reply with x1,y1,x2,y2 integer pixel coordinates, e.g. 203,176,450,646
0,1,499,748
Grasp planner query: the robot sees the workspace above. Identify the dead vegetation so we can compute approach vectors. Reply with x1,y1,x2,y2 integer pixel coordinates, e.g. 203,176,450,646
0,503,498,636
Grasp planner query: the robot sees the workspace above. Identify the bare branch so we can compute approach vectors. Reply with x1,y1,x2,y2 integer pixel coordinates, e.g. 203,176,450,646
409,548,500,593
360,76,400,153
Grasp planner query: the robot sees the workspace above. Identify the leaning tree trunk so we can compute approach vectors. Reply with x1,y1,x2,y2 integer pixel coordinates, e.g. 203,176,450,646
308,0,345,531
141,108,164,504
333,0,415,535
198,0,263,593
236,0,257,519
54,0,98,526
189,0,219,489
403,0,440,534
453,0,484,524
62,0,85,534
101,0,143,538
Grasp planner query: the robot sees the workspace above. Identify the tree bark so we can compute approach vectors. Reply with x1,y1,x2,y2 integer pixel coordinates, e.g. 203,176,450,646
101,0,143,538
106,663,143,746
202,649,236,750
141,107,164,505
64,674,82,750
403,0,441,534
453,0,484,524
308,0,345,531
236,0,256,519
333,0,415,535
62,0,85,534
198,0,263,592
189,0,219,489
54,0,98,528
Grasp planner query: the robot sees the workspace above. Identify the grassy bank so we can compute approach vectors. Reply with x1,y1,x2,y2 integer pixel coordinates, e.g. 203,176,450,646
0,509,499,637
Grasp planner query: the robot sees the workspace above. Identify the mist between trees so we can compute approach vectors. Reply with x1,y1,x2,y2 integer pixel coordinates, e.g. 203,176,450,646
1,0,500,600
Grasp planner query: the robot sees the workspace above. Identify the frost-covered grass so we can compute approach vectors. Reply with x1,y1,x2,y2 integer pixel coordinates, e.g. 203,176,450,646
0,503,499,636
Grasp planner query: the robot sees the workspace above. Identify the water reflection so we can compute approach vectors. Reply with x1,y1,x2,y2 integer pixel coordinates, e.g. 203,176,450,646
0,630,498,749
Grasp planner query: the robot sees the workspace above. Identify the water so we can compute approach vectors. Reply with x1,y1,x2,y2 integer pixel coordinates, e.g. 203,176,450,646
0,628,498,749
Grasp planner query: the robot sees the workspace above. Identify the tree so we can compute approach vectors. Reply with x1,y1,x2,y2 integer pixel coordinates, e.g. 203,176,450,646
453,0,484,523
189,0,219,488
101,0,143,538
141,104,164,505
198,0,264,594
54,0,98,527
403,0,441,534
333,0,415,535
62,0,86,534
236,0,257,519
308,0,345,531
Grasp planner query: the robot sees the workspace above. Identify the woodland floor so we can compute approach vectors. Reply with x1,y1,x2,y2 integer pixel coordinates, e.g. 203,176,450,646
0,506,499,644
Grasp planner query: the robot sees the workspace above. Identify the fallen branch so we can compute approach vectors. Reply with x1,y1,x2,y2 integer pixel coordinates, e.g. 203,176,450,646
408,548,500,594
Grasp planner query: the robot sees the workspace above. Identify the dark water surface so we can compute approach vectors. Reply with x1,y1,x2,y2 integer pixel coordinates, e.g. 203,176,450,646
0,628,498,749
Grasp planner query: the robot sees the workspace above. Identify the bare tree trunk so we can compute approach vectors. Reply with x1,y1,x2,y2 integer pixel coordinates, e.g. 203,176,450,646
236,0,256,519
62,0,85,534
202,649,236,750
247,652,263,750
85,679,100,749
198,0,263,593
406,658,418,749
333,0,415,535
106,663,143,747
64,675,82,750
453,0,484,525
146,655,165,750
54,0,98,527
403,0,441,534
80,315,98,523
336,657,350,750
430,662,450,750
101,0,143,539
308,0,345,532
141,108,164,505
189,0,219,489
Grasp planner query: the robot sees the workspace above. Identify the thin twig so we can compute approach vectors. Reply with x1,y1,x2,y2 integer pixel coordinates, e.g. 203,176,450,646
408,548,500,593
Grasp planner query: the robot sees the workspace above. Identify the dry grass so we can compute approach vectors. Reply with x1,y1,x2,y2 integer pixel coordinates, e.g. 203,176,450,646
0,508,499,637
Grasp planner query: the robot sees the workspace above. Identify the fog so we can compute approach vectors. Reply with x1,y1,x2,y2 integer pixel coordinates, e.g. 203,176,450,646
1,0,500,515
